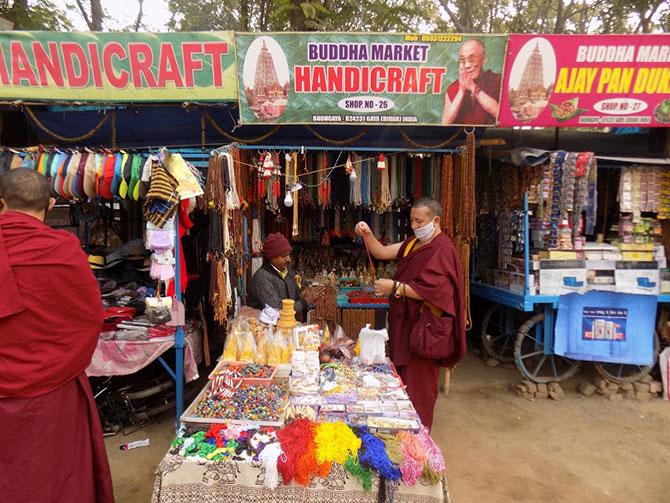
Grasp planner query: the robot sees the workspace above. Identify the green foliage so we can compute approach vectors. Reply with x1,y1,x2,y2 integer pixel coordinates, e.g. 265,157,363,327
168,0,446,32
437,0,669,34
166,0,669,33
0,0,72,30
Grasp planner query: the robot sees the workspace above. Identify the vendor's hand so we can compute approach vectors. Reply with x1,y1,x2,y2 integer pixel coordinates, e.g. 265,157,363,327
374,279,394,297
355,221,372,237
303,284,326,304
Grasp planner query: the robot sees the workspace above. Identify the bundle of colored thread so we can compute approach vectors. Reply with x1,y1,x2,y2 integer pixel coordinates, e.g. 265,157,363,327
314,421,361,465
417,426,446,484
344,454,373,491
258,442,283,490
206,424,228,447
358,428,401,481
276,418,326,486
376,433,403,465
396,430,427,486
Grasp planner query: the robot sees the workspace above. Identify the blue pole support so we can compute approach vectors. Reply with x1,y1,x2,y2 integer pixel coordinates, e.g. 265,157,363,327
174,215,185,430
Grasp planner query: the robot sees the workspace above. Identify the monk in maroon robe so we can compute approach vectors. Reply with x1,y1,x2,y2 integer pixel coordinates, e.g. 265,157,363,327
0,169,114,503
356,198,466,429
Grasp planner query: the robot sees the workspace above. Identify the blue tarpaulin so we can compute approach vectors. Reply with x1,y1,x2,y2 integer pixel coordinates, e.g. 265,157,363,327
554,291,656,366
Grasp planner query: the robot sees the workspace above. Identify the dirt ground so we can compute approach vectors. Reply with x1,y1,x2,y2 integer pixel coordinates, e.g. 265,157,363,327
106,353,670,503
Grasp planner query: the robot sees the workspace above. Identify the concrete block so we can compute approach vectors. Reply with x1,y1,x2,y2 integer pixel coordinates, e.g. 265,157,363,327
635,390,651,401
620,382,634,391
485,358,500,368
579,382,597,396
633,382,651,393
649,381,662,394
595,378,609,389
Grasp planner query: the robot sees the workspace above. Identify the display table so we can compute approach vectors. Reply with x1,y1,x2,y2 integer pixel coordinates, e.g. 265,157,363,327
152,453,450,503
86,327,202,382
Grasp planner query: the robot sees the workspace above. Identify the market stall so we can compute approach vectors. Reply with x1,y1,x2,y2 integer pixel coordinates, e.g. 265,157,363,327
0,145,211,428
151,302,450,502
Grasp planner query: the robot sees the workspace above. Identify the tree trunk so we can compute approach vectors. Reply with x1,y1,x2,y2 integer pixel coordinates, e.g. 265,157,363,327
554,0,564,33
240,0,249,31
289,0,307,31
90,0,103,31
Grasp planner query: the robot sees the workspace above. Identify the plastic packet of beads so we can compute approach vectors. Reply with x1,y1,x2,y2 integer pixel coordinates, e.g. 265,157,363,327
346,403,365,414
322,388,358,404
273,330,291,364
320,403,346,413
380,388,410,401
318,412,347,423
367,416,420,431
289,375,320,394
346,414,368,428
362,401,384,415
221,330,239,361
290,393,322,406
260,329,275,365
395,400,416,413
356,387,382,401
237,331,257,363
397,410,421,421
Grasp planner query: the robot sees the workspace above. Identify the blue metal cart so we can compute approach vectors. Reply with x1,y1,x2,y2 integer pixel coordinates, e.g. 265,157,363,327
473,194,663,383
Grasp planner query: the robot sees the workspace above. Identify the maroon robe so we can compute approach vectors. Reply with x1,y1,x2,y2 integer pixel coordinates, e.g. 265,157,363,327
389,232,467,428
0,211,114,502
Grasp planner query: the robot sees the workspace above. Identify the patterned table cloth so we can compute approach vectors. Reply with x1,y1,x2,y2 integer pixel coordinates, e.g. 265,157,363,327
86,328,202,382
152,453,450,503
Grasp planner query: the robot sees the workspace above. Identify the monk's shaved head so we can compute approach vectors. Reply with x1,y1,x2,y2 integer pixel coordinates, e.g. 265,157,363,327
0,168,52,212
412,197,443,218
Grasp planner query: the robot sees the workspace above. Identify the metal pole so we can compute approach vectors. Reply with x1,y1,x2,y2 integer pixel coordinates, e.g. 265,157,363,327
174,214,185,430
524,192,530,297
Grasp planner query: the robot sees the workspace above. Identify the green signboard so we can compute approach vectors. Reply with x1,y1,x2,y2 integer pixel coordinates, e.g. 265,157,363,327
236,32,507,126
0,31,237,102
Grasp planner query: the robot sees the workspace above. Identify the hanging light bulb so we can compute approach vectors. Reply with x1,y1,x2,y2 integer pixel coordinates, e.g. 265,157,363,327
284,190,294,207
349,167,357,182
377,153,386,170
285,152,292,162
345,155,353,175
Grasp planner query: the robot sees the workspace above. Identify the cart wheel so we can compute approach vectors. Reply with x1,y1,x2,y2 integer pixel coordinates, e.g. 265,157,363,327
594,334,660,384
515,313,581,383
480,304,522,363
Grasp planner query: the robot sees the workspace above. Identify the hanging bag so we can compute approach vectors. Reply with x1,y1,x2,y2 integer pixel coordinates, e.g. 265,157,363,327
145,281,172,325
408,302,456,360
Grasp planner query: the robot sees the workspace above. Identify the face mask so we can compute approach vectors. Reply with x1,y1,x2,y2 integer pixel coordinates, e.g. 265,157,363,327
413,220,435,242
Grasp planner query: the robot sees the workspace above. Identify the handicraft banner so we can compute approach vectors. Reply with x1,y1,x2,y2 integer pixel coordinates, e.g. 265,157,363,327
0,31,237,102
236,33,507,126
499,34,670,127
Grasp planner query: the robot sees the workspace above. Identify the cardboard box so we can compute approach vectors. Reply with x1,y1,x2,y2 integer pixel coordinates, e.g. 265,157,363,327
539,260,587,296
615,261,660,295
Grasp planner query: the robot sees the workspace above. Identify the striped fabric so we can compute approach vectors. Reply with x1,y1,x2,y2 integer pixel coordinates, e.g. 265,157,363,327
143,161,179,228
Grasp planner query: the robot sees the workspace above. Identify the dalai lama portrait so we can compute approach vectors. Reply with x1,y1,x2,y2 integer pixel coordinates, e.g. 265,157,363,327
441,38,502,126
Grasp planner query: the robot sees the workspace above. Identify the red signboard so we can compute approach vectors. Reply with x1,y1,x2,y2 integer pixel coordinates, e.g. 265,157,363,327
499,34,670,127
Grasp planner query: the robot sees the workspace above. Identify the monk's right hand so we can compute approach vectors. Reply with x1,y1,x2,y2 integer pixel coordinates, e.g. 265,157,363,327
355,221,372,237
